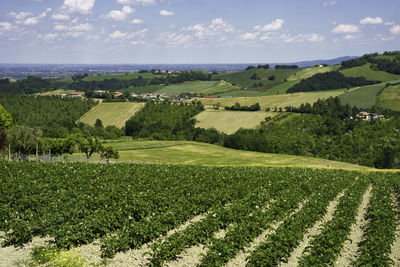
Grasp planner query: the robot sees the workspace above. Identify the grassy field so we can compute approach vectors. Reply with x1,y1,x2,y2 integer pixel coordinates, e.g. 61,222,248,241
77,102,145,128
287,66,339,81
155,81,220,95
190,81,239,95
36,89,84,96
340,63,400,82
338,83,386,109
195,90,347,109
213,68,298,92
195,110,277,134
93,140,369,170
378,84,400,111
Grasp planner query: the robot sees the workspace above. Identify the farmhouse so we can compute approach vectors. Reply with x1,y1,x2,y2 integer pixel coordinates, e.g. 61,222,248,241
356,111,385,120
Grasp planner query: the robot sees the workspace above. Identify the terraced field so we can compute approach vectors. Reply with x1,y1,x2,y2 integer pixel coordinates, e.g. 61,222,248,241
1,162,399,266
77,102,145,128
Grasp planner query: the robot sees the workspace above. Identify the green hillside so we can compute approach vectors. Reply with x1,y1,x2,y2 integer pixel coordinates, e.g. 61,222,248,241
213,68,298,92
97,140,369,170
83,72,156,81
155,81,220,95
338,83,386,109
340,63,400,82
378,84,400,111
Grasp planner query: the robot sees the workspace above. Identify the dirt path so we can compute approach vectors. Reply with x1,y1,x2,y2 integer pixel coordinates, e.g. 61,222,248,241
0,232,52,267
225,199,308,267
107,213,207,266
281,190,345,267
389,190,400,266
335,184,372,266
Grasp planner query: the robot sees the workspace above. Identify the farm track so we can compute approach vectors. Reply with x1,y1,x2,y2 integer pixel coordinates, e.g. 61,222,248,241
281,191,345,267
225,199,308,267
335,184,372,266
389,190,400,266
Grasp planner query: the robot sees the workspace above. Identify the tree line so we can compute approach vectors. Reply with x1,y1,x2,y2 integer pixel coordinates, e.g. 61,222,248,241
225,102,261,111
286,71,380,93
341,52,400,74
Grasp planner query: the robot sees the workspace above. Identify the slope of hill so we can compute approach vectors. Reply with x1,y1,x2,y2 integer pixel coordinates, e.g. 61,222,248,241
340,63,400,82
77,102,145,128
378,84,400,111
100,140,369,170
195,110,277,134
155,81,220,95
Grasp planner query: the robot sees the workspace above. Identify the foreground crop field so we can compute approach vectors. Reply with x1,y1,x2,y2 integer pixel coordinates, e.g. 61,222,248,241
77,102,145,128
1,162,400,266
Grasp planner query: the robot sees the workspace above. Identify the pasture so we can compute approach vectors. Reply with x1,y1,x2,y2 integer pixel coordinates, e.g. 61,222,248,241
338,83,386,109
155,81,219,95
77,102,145,128
340,63,400,82
378,84,400,111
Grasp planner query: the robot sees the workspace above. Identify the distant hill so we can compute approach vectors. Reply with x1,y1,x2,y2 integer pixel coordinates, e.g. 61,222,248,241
268,56,358,68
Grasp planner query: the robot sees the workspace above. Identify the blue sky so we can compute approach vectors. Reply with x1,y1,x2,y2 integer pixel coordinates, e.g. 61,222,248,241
0,0,399,64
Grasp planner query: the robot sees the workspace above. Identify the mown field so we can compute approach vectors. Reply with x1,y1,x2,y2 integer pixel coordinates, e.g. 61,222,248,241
195,110,276,134
338,83,386,109
77,102,145,128
77,140,368,170
196,90,347,109
1,161,399,266
155,81,220,95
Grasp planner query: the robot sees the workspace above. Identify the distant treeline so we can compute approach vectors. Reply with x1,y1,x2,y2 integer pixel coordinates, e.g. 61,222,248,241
286,71,380,93
341,51,400,74
0,71,211,95
275,65,299,69
225,102,261,111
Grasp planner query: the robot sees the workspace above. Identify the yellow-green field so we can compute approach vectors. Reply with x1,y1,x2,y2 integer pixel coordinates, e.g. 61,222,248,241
84,141,370,170
77,102,145,128
378,84,400,111
195,110,276,134
287,66,339,81
195,90,346,109
340,63,400,82
36,89,84,96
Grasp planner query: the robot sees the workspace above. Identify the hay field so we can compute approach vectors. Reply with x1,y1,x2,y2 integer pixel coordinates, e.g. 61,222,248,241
77,102,145,128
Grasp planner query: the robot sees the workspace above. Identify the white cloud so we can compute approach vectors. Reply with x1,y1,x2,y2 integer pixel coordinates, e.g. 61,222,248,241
323,0,337,7
359,17,383,25
344,34,356,40
254,19,284,31
332,24,359,33
110,30,128,39
160,10,174,16
130,18,144,24
0,22,13,31
308,33,325,42
61,0,96,15
158,32,192,47
241,32,259,40
23,8,52,25
51,14,70,21
185,18,233,39
390,25,400,35
106,6,134,21
117,0,156,5
54,24,68,31
9,12,33,20
40,33,58,40
66,31,84,38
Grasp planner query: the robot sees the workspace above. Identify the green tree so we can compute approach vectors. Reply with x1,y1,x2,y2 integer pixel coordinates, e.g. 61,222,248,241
99,146,119,163
75,136,101,162
7,126,41,160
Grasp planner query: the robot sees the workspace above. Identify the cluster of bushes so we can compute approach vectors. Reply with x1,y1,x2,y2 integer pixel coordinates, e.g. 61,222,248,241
225,102,261,111
341,52,400,74
287,71,380,93
125,101,224,144
275,65,298,69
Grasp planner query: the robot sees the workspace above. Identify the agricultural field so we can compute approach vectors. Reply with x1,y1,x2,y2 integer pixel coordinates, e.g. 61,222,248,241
378,84,400,111
338,83,386,109
286,65,339,81
340,63,400,82
77,102,145,128
80,140,368,170
1,161,399,266
196,89,347,109
36,89,84,96
195,110,276,134
83,72,156,81
155,81,219,95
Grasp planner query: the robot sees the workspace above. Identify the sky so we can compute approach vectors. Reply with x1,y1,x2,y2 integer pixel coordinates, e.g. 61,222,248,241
0,0,399,64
